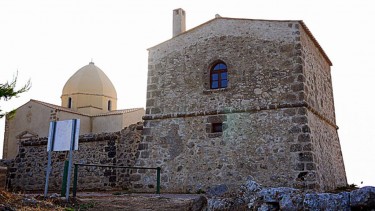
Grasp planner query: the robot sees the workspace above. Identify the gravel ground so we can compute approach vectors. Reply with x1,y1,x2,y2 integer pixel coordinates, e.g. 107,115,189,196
77,192,206,211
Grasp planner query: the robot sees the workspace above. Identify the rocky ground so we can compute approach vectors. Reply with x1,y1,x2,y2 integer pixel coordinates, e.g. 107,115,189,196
206,179,375,210
1,181,374,211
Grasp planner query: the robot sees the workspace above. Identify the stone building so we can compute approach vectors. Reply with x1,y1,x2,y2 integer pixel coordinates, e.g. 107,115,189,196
138,9,347,192
2,62,144,159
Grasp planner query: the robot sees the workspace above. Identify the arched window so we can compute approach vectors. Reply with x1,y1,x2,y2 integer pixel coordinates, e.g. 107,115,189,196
108,100,112,111
210,62,228,89
68,97,72,108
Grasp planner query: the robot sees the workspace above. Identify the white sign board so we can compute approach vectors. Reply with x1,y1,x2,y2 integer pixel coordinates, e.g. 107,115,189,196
44,119,80,199
47,119,80,151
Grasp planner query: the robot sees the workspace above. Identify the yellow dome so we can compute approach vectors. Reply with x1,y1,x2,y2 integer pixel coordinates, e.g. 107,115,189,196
61,62,117,115
62,62,117,98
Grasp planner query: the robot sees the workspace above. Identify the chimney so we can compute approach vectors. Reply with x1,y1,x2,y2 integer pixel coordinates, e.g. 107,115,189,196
173,8,186,37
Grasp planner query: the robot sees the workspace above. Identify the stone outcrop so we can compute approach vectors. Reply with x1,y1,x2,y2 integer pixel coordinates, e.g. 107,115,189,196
207,178,375,210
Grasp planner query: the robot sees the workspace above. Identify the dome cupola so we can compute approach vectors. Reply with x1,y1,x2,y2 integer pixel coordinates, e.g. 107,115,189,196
61,62,117,115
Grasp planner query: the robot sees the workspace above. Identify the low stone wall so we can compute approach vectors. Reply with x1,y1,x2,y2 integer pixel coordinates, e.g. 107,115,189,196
0,166,7,189
0,123,154,192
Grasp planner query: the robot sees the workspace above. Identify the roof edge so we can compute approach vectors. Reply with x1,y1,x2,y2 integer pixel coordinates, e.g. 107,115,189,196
148,17,333,66
30,99,91,116
148,17,303,50
93,108,145,117
30,99,144,117
298,21,332,66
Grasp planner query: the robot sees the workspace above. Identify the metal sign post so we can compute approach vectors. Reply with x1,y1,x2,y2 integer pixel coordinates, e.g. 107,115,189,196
44,119,80,200
65,119,77,201
44,121,57,198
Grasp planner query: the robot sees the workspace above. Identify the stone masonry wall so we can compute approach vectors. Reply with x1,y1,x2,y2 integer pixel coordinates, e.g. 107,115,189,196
299,23,347,189
143,18,346,192
300,24,336,125
139,108,323,193
2,123,147,192
307,109,347,190
146,19,303,116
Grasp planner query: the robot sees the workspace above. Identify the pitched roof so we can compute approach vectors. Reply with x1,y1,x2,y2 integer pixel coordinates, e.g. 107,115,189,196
29,99,143,117
148,17,332,66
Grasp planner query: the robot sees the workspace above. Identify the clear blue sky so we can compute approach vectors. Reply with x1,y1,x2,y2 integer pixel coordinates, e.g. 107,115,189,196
1,0,374,187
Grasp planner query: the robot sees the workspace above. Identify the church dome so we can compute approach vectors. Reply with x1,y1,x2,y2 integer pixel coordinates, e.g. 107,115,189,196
61,62,117,115
62,62,117,98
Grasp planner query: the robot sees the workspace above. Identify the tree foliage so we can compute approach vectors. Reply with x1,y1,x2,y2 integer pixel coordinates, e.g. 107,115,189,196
0,72,31,118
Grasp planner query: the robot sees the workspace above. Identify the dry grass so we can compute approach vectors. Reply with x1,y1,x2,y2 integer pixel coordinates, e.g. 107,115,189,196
328,184,359,193
0,189,64,211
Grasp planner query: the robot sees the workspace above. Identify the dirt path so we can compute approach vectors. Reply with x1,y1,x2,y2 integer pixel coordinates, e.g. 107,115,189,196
77,193,206,211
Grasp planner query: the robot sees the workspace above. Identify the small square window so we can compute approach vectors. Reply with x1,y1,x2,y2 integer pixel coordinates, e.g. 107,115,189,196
211,123,223,133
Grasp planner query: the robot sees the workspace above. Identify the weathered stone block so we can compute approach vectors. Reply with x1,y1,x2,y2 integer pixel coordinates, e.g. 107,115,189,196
146,99,155,107
109,176,116,183
108,151,116,158
303,143,313,151
208,133,222,138
207,115,227,123
298,152,313,162
350,186,375,209
292,116,307,124
298,134,311,142
304,192,350,211
207,184,229,197
134,184,143,189
104,146,116,152
306,163,316,170
140,151,150,158
293,163,304,171
147,84,157,91
279,192,304,210
151,107,161,114
142,128,152,136
138,143,148,150
130,174,141,182
301,125,310,133
289,126,301,134
290,144,302,152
